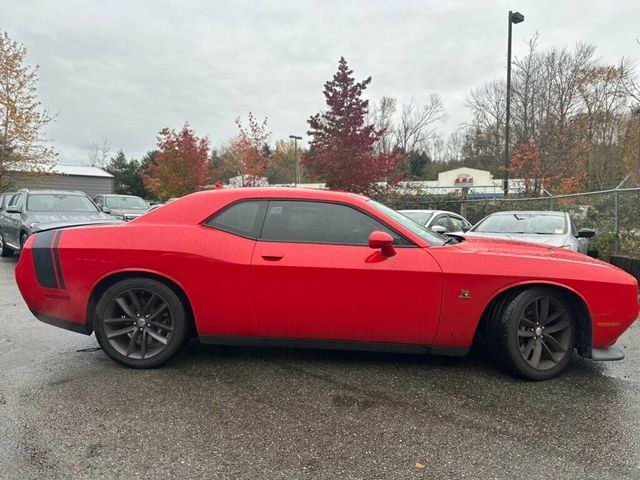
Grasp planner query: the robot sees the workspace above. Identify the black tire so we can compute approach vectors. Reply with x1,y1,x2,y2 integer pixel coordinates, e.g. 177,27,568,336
0,230,14,257
486,287,575,381
94,278,190,368
20,232,28,250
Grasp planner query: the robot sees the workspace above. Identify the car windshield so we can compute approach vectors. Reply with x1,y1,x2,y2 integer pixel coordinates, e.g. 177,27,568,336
369,200,446,246
473,213,567,235
105,196,148,210
401,211,433,225
27,194,99,212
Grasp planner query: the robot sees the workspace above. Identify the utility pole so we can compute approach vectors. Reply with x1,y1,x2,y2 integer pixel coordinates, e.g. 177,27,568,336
504,10,524,197
289,135,302,187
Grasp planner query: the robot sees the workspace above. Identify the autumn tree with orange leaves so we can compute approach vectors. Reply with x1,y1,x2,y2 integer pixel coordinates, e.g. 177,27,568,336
142,124,215,199
223,113,271,187
0,30,55,192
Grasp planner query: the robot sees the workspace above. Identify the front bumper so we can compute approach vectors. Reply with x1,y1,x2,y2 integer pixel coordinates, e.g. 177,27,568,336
591,346,625,361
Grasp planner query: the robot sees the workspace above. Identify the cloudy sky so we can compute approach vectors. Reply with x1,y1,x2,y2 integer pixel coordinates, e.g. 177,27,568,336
3,0,640,165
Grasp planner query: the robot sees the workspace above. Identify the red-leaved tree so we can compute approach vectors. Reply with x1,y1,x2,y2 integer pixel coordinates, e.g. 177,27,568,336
142,123,215,199
304,57,405,193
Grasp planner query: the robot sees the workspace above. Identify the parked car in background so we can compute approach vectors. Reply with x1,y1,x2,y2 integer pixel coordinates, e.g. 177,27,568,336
93,194,149,221
465,211,595,254
399,209,472,235
0,189,120,257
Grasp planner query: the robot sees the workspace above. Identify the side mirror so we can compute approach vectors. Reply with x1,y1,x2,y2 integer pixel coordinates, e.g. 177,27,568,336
431,225,447,234
102,207,111,214
462,225,471,233
577,228,595,238
6,206,20,214
368,231,396,257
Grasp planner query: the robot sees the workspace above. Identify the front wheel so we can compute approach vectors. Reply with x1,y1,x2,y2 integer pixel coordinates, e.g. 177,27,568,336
486,288,575,380
94,278,190,368
0,230,14,257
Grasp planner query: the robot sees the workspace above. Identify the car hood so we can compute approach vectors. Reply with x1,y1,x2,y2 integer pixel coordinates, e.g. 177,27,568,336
27,212,123,232
107,208,147,216
464,231,569,248
450,235,602,265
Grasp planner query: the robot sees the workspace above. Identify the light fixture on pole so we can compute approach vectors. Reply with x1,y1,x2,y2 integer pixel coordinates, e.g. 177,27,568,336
289,135,302,187
504,10,524,198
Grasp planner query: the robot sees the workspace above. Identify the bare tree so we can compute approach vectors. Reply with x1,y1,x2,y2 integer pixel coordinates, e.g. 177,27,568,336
88,138,111,168
369,96,397,154
393,95,445,153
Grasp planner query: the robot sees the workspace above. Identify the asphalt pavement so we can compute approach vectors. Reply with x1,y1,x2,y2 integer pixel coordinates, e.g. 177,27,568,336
1,256,640,479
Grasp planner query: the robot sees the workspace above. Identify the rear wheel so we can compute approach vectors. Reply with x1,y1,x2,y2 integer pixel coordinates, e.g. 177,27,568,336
0,230,14,257
94,278,190,368
486,287,575,380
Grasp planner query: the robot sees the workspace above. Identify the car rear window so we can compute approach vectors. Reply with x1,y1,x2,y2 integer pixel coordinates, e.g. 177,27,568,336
27,194,99,212
205,200,267,239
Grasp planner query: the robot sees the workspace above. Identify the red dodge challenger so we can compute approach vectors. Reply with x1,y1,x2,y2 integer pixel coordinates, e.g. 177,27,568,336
15,188,639,380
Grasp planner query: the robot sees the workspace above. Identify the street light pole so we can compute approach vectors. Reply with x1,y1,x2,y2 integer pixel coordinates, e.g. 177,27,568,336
504,10,524,198
289,135,302,187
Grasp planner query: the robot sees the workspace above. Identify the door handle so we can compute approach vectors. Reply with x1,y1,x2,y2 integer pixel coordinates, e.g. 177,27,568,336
261,254,284,261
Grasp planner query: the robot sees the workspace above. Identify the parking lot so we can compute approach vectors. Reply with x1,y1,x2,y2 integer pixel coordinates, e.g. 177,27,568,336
1,256,639,479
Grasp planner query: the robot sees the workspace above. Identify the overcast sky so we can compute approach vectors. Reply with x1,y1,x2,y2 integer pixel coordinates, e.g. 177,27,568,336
3,0,640,165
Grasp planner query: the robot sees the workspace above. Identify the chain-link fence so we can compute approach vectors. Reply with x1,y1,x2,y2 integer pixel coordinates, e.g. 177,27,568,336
379,188,640,258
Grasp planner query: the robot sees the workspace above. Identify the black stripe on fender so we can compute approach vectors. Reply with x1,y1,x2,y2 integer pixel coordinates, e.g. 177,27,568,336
52,230,65,289
32,230,59,289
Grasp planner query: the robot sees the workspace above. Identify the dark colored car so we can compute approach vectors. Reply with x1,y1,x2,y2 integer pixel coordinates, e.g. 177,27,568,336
0,189,120,257
93,194,149,221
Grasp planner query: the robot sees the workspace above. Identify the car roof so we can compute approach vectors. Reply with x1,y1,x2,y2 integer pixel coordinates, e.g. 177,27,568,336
487,210,567,216
399,209,463,216
103,194,144,198
136,187,370,225
18,189,87,196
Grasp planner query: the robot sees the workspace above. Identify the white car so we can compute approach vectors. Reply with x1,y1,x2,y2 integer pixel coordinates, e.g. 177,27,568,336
399,209,472,235
464,211,595,254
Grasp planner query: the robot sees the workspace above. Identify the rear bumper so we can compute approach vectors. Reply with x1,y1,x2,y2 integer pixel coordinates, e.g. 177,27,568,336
32,311,93,335
591,345,625,361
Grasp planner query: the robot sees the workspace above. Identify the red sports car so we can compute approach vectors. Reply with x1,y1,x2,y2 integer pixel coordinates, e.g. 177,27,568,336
15,188,639,380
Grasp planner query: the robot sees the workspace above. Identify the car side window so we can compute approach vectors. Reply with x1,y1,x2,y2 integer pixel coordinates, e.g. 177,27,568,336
449,216,465,232
570,218,578,236
205,200,267,239
8,193,22,211
432,215,452,231
260,200,408,246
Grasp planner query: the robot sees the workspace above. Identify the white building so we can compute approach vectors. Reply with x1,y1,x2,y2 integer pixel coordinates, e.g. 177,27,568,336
395,167,525,197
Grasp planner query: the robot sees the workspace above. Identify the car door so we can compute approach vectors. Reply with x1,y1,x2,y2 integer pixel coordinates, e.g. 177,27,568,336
4,193,24,247
251,200,443,345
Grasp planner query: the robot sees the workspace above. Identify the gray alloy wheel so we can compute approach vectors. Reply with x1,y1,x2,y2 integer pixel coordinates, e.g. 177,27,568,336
516,295,573,371
486,287,575,380
94,278,189,368
0,231,14,257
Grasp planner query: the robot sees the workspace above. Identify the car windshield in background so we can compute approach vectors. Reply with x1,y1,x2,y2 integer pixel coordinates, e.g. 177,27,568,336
369,200,446,246
402,211,433,225
106,196,148,210
27,194,99,212
474,213,567,235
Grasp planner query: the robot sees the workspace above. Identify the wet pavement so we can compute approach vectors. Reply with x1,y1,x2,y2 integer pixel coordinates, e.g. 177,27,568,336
1,256,639,479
